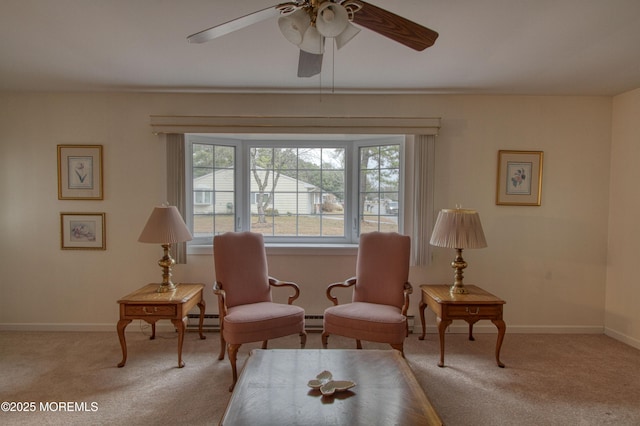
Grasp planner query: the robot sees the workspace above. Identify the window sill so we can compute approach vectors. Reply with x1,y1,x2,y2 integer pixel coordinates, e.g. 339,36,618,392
188,244,358,256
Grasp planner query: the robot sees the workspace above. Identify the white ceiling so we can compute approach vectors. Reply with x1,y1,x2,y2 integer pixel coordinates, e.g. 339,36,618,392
2,0,640,95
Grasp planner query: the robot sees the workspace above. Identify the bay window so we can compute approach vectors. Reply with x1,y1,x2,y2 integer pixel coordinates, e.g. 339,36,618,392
186,133,404,245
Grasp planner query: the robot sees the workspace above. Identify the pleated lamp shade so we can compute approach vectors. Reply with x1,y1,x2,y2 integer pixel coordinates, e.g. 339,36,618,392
429,209,487,249
138,205,192,244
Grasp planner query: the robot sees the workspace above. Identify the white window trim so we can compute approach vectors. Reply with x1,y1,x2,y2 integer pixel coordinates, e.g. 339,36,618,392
185,134,406,249
350,138,405,241
240,139,356,245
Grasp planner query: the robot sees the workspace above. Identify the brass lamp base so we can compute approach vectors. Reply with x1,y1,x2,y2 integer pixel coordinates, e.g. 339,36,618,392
450,284,469,294
449,248,469,294
156,282,177,293
156,243,177,293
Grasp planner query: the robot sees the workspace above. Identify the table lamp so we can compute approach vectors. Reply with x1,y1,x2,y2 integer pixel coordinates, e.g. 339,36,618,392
138,205,192,293
429,208,487,294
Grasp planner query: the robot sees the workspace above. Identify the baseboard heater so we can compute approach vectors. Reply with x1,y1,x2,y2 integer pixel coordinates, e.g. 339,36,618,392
186,313,220,331
186,314,415,333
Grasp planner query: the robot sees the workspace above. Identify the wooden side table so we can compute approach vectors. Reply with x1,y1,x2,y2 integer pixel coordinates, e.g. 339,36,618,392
419,284,506,368
117,283,206,368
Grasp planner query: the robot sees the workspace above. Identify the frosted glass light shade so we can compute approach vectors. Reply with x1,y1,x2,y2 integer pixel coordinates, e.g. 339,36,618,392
335,22,360,49
299,25,325,54
316,2,349,37
278,8,310,46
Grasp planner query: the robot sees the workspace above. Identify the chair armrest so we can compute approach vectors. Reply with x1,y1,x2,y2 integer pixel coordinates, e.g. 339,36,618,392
401,282,413,316
326,277,357,306
269,277,301,305
213,281,228,318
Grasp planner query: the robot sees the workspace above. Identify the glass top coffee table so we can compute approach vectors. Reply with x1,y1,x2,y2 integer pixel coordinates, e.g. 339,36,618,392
219,349,442,426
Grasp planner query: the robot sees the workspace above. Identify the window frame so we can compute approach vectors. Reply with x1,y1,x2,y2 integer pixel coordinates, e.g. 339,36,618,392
185,134,405,247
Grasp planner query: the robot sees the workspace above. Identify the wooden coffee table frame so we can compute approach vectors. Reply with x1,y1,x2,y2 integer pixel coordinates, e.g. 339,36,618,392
419,284,506,368
220,349,443,426
116,283,206,368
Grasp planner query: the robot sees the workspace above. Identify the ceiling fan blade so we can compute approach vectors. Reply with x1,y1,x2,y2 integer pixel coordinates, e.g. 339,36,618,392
351,1,439,51
298,50,323,78
187,5,281,44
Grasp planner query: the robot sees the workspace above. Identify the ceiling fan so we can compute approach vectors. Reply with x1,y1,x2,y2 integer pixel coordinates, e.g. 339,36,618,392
187,0,439,78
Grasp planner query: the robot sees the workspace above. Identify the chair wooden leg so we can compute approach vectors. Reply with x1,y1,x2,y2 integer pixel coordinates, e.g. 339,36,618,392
218,333,226,360
391,343,404,357
321,332,329,349
228,343,241,392
261,340,268,349
300,331,307,348
356,339,363,349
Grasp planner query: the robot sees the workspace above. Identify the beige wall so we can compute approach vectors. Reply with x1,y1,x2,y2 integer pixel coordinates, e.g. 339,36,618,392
606,88,640,347
1,92,631,346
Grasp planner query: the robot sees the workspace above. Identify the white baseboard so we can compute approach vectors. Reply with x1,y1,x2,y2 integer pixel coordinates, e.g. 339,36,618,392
604,327,640,350
417,324,605,335
0,323,116,332
0,322,606,335
0,322,190,333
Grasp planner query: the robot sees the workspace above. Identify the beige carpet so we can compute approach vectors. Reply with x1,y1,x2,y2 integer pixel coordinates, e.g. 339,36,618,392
1,329,639,425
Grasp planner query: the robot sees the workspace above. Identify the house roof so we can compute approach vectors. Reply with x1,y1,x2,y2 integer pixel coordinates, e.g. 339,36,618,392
2,0,639,96
194,168,319,192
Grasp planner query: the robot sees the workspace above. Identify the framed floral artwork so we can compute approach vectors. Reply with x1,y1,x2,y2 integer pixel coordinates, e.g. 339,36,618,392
57,145,103,200
496,150,543,206
60,212,106,250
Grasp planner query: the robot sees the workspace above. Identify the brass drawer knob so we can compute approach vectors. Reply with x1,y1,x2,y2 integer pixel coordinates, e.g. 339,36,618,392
465,307,480,315
142,306,158,314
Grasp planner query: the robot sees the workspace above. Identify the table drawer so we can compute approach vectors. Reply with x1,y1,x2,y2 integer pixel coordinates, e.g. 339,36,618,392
445,304,502,318
124,304,176,316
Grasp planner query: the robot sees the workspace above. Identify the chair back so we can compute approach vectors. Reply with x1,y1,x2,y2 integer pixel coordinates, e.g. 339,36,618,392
214,232,272,308
353,232,410,309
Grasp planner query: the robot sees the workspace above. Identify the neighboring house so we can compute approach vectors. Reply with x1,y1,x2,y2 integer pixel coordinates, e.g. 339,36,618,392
193,169,337,215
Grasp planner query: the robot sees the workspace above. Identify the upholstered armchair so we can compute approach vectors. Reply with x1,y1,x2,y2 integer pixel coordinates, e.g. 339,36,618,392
322,232,412,355
213,232,307,391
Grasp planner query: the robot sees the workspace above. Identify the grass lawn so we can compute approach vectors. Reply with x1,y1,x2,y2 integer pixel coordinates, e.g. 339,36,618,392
194,213,398,237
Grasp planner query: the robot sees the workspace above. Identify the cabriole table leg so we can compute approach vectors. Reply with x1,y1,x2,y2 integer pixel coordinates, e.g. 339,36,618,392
171,317,188,368
492,318,506,368
418,300,427,340
117,319,132,367
437,317,452,367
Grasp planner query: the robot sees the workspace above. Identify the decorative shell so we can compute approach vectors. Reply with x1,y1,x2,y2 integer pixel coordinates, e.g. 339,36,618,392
307,370,333,388
319,380,356,396
307,370,356,396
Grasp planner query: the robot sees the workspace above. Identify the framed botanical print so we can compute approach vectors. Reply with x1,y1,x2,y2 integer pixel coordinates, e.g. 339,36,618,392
57,145,103,200
496,150,544,206
60,212,106,250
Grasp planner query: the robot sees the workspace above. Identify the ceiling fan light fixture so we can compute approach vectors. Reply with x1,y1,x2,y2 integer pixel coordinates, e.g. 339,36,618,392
188,1,440,79
278,8,311,46
335,21,360,49
316,2,349,37
299,25,325,54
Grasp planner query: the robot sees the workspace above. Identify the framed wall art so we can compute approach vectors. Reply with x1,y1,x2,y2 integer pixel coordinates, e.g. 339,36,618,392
496,150,544,206
57,145,103,200
60,212,106,250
